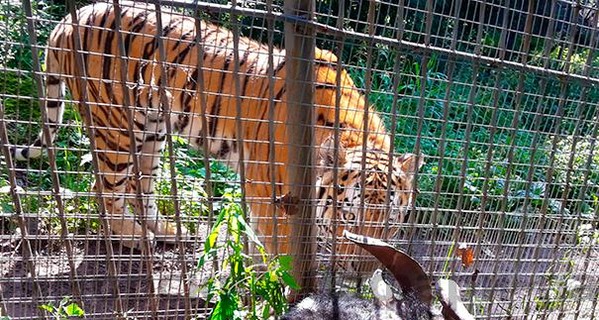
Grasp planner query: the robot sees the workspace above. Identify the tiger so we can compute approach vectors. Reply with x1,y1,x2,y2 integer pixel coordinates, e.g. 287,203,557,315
13,1,423,275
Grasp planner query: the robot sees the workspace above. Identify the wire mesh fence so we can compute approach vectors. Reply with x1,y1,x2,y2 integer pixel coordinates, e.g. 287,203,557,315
0,0,598,318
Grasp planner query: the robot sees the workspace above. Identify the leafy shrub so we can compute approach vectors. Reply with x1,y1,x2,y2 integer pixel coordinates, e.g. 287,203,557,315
197,190,297,319
39,297,85,319
344,48,599,235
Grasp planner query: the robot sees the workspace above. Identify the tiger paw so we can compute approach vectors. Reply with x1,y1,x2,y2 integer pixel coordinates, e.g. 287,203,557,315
117,230,156,251
108,218,156,250
148,219,189,244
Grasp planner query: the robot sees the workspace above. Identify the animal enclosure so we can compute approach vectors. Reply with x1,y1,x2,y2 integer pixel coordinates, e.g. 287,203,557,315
1,0,598,318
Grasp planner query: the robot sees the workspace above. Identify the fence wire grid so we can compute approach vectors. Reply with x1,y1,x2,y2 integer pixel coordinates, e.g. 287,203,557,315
1,0,599,319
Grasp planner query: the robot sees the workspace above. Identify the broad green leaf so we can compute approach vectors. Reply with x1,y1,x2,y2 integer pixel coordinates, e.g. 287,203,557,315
267,271,278,282
211,292,238,320
197,247,219,269
236,215,264,248
39,304,55,313
229,213,240,243
278,255,293,271
261,304,271,319
64,303,85,316
206,209,227,251
281,271,300,290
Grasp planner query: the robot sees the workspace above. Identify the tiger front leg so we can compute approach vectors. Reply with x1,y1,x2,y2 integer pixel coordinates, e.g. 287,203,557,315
95,149,155,251
128,138,189,244
128,85,188,244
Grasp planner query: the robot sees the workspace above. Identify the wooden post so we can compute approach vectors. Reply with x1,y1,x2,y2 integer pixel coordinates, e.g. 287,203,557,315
283,0,316,299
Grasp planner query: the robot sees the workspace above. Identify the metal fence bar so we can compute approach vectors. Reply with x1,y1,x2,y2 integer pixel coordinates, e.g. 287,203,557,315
152,3,192,317
446,0,485,270
405,0,434,249
266,0,280,257
22,1,92,317
553,80,593,320
529,32,595,313
469,67,504,312
23,0,82,302
21,0,86,311
356,0,376,275
493,74,548,314
230,0,250,243
405,51,431,252
381,0,403,243
0,99,45,318
488,30,526,318
426,0,461,279
572,20,599,315
64,0,125,315
427,57,456,277
514,78,570,316
445,0,488,294
485,0,567,311
110,2,160,316
572,135,599,315
327,0,346,290
186,3,217,315
283,0,316,299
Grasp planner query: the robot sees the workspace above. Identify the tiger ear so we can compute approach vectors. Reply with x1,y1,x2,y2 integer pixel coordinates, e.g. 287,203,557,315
317,136,347,172
396,153,425,176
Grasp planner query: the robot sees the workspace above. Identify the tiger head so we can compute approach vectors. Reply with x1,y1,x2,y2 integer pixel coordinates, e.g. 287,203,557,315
315,137,424,276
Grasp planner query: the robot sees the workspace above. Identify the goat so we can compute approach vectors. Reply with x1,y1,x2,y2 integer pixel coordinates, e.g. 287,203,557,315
282,230,475,320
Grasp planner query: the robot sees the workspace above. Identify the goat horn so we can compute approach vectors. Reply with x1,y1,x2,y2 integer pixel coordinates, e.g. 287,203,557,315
343,230,433,306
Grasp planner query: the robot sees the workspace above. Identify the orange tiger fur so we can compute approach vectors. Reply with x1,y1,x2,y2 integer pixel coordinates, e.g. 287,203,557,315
14,1,422,275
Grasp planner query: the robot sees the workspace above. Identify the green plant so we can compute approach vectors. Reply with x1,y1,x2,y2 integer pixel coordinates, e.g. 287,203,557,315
39,297,85,319
197,191,298,319
534,264,577,313
155,137,244,232
532,223,597,313
576,223,599,255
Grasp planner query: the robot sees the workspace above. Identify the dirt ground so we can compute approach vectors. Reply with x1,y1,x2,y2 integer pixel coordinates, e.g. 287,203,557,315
0,239,207,319
0,221,597,319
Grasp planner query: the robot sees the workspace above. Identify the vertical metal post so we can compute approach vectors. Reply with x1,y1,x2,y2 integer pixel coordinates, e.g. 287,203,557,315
283,0,316,299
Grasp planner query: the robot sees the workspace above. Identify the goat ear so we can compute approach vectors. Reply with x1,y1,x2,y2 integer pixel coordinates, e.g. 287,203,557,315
436,279,476,320
318,136,347,170
343,230,432,306
369,269,394,304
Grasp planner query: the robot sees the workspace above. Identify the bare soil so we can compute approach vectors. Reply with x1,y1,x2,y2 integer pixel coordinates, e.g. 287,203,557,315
0,221,597,319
